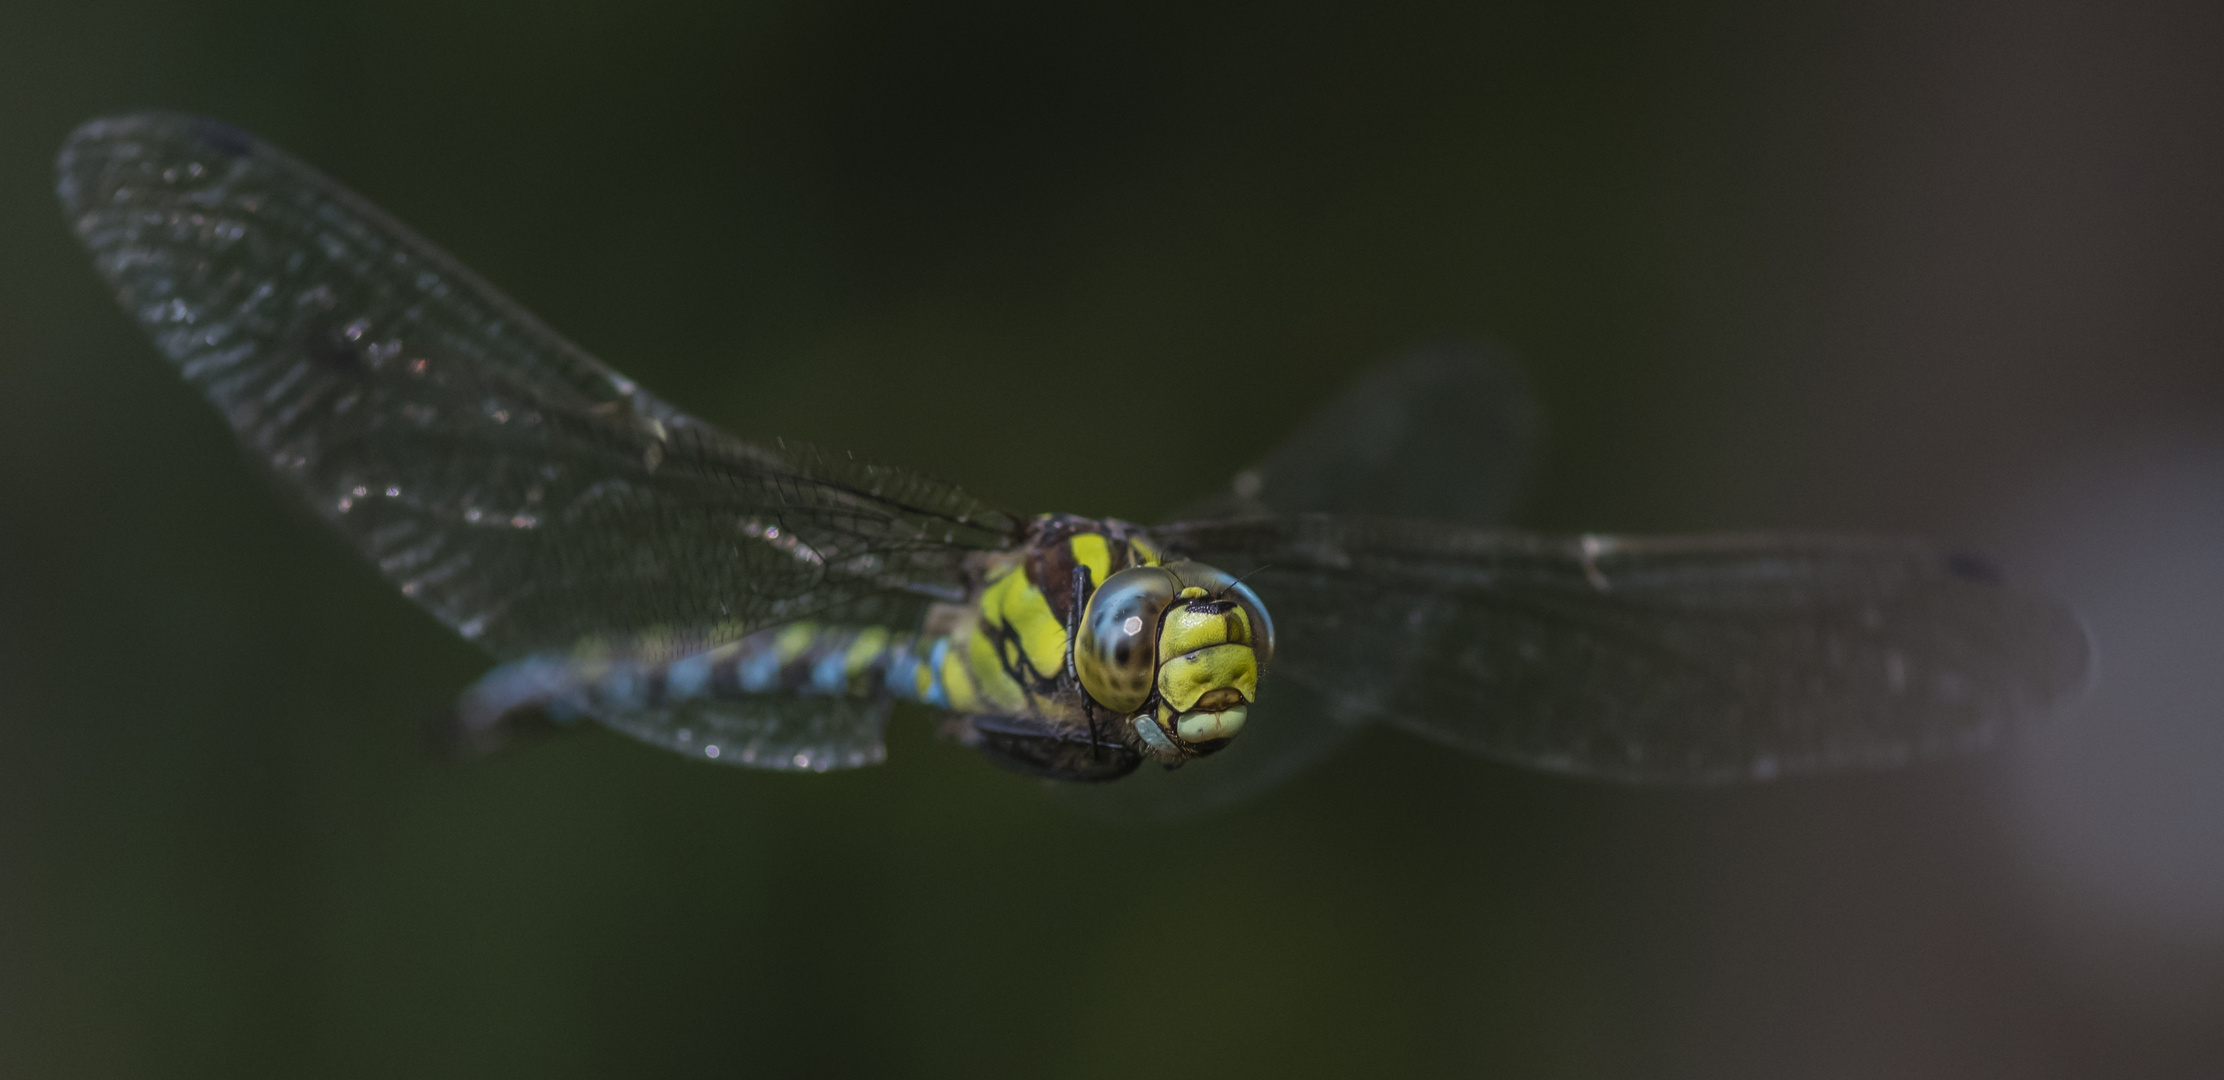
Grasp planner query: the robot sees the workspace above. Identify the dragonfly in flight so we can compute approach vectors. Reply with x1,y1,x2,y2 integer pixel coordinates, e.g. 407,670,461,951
56,113,2092,814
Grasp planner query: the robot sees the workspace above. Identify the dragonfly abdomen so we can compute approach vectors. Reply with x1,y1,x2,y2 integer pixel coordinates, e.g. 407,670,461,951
678,621,983,711
456,621,980,742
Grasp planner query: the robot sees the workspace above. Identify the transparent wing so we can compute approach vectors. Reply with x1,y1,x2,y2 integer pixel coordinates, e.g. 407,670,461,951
1058,344,1542,817
1154,516,2094,784
598,696,892,772
451,646,892,772
57,113,1018,663
1175,339,1541,527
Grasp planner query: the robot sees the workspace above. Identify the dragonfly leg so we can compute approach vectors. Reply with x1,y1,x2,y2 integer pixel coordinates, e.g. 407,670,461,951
961,714,1142,783
1065,563,1107,761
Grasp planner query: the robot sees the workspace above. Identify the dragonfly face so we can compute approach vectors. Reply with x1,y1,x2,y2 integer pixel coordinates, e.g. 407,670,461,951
1077,562,1275,761
56,112,2094,811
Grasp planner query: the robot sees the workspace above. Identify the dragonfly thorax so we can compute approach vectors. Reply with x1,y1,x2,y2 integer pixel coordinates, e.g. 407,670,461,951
1076,562,1276,762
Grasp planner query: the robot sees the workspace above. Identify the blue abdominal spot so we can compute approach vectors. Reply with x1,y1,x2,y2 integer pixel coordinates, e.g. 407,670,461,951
739,649,781,693
811,650,848,694
665,654,711,700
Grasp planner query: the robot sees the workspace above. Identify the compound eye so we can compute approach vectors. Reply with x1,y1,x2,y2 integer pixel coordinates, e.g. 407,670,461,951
1227,578,1274,669
1076,566,1179,713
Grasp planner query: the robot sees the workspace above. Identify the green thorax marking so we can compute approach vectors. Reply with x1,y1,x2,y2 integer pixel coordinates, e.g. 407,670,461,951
954,514,1162,721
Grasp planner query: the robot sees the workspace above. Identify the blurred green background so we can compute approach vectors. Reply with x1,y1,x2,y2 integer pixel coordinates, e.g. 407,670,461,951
4,1,2222,1077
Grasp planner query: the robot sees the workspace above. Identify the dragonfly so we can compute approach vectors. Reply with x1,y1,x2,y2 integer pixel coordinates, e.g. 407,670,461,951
56,113,2093,813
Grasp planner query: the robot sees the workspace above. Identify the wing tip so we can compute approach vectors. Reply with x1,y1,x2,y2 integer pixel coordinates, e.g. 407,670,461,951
1931,545,2098,706
56,111,264,217
60,110,258,153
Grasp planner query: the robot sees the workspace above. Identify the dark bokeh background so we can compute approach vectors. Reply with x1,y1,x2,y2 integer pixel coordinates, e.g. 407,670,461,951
4,2,2222,1077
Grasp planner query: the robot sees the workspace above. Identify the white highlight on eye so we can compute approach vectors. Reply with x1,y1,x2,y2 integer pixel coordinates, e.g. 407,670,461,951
1122,615,1143,636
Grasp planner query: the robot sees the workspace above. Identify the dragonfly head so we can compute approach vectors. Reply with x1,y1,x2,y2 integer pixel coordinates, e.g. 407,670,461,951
1074,561,1276,762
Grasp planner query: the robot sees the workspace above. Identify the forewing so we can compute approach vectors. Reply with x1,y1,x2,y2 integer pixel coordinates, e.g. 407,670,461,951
58,113,1016,660
1156,516,2094,784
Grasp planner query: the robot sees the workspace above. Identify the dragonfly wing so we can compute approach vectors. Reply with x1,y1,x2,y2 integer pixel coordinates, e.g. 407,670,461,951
58,113,1017,662
595,696,891,772
450,648,891,770
1175,340,1541,527
1156,516,2094,784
